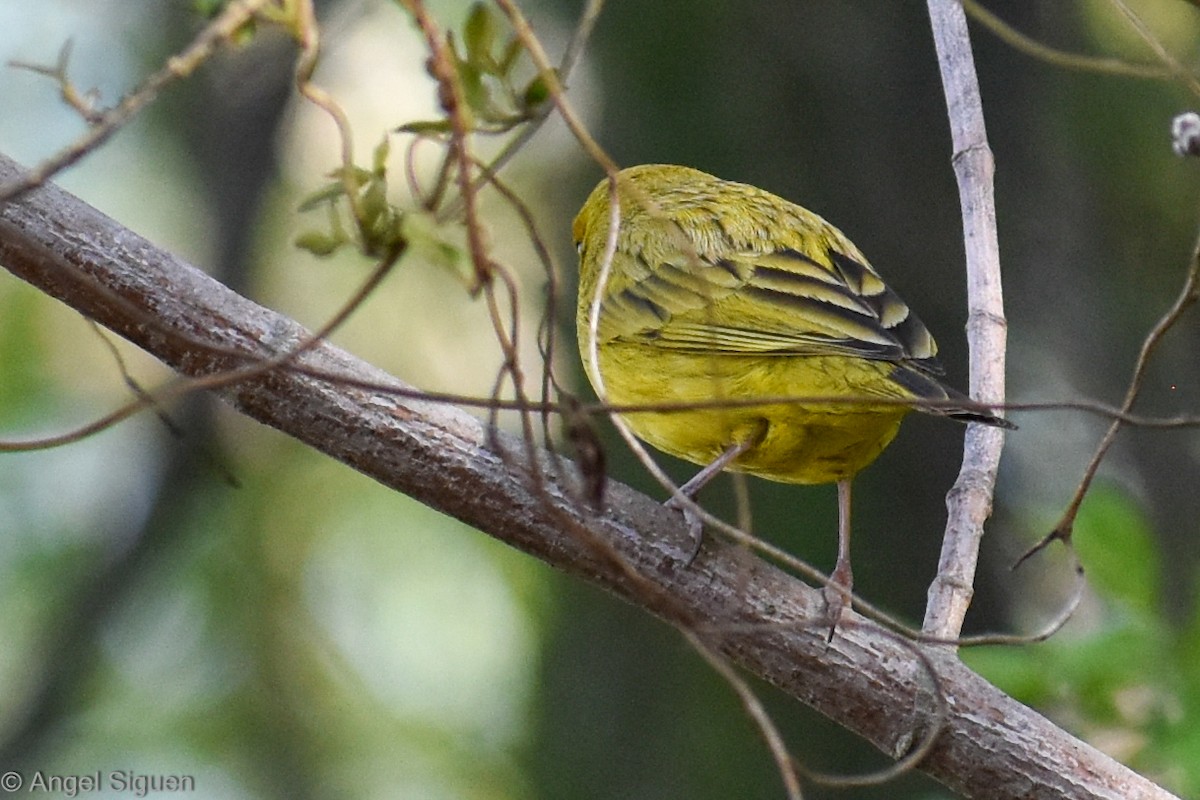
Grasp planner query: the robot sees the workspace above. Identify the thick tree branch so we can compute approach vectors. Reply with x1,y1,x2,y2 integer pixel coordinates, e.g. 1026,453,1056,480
0,153,1175,799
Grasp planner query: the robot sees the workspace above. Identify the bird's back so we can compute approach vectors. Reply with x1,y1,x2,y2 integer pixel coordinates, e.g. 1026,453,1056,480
573,164,1009,485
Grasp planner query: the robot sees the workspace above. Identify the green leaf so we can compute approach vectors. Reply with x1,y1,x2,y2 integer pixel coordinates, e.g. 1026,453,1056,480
192,0,226,18
401,211,467,282
1074,484,1159,613
356,177,403,256
456,60,493,122
395,119,453,137
297,181,347,213
295,230,345,257
371,136,390,175
522,72,552,111
463,2,500,73
319,165,373,193
498,36,524,75
360,177,390,223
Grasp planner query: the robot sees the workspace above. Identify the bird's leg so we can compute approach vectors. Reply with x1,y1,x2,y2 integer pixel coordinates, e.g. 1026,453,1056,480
823,478,854,639
666,436,757,564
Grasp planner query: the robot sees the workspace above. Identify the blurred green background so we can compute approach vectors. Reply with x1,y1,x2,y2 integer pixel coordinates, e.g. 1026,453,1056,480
2,1,1200,797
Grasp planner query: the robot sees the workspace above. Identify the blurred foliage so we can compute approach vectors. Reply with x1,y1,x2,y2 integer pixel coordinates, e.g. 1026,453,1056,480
964,485,1196,794
1,1,1200,799
295,136,415,260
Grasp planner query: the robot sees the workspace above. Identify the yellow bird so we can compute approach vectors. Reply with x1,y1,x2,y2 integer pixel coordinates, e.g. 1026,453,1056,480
573,164,1011,621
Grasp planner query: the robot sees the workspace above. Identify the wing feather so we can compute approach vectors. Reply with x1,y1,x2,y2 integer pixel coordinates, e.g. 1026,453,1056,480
598,244,942,373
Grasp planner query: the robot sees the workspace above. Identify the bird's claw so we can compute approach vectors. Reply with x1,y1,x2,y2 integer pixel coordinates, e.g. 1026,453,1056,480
821,578,852,641
665,495,704,565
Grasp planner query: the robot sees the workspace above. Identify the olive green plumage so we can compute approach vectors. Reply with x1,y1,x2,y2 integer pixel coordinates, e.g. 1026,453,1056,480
573,164,1008,488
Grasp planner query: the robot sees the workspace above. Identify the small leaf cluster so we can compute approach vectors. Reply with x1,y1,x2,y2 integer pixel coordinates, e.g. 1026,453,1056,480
399,2,553,137
293,139,388,255
294,137,467,281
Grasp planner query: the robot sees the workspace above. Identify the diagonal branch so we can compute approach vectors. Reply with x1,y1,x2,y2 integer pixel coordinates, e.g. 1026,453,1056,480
0,153,1175,799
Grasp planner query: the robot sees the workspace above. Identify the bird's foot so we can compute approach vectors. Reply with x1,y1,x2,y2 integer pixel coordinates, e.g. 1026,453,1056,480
664,494,704,565
821,574,853,642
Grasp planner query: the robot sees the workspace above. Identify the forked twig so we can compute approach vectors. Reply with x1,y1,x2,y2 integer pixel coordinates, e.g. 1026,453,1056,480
1019,221,1200,567
0,0,273,202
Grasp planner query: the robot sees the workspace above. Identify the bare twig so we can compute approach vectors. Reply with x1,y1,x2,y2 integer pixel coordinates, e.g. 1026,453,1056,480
1021,220,1200,566
9,40,105,124
1106,0,1200,96
960,0,1179,83
0,0,273,202
10,364,1200,453
557,0,604,80
686,630,804,800
923,0,1010,640
403,0,496,292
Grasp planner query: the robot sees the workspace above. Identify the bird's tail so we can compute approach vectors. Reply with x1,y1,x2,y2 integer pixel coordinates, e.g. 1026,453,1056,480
891,364,1016,430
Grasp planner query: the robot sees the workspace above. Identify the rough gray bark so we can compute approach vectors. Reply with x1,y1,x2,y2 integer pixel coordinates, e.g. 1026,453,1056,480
0,154,1177,799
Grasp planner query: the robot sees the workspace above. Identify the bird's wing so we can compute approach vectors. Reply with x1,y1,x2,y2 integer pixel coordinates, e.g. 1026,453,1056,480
599,245,944,374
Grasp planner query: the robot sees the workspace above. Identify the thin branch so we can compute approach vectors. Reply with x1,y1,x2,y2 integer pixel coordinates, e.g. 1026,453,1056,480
403,0,495,292
11,360,1200,453
0,0,273,202
1106,0,1200,96
556,0,604,80
960,0,1181,83
1022,215,1200,564
923,0,1010,640
685,630,803,800
8,40,105,124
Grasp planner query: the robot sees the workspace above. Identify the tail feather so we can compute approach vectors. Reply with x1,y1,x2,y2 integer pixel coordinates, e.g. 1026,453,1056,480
891,364,1016,430
945,407,1017,430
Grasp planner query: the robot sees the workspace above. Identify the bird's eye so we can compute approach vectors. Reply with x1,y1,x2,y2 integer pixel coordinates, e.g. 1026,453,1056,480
575,241,584,255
